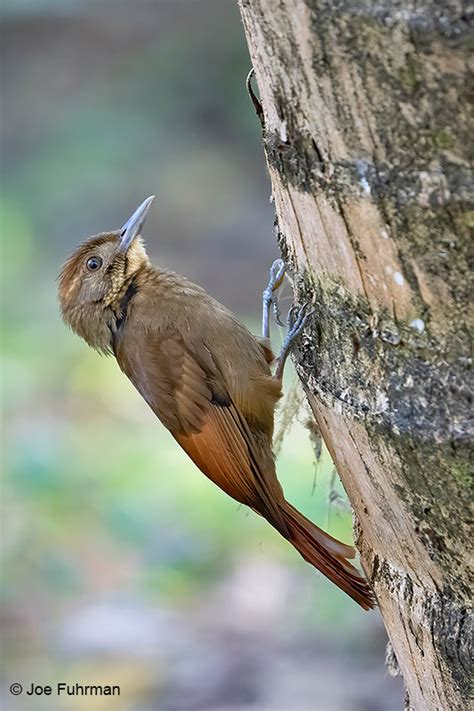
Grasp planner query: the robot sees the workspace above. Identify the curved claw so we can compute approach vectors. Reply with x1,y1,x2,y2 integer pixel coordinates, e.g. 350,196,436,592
246,68,264,127
272,299,285,327
287,303,299,331
290,304,313,337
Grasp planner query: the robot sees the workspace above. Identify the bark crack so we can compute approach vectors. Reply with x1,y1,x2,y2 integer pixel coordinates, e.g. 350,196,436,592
335,199,372,307
285,185,312,274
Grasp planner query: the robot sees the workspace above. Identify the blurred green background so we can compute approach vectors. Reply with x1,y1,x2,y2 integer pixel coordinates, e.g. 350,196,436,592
1,1,402,709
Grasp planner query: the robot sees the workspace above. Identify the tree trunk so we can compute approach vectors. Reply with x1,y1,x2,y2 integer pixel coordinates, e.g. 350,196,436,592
237,2,472,709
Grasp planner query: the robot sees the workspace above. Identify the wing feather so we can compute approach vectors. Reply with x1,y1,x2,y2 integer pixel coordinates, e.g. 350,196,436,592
116,330,287,532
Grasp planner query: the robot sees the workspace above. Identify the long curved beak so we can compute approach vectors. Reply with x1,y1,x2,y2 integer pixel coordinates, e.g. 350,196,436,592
119,195,155,251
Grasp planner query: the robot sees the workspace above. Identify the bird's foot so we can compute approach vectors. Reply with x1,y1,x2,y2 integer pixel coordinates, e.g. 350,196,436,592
262,259,286,339
275,303,314,380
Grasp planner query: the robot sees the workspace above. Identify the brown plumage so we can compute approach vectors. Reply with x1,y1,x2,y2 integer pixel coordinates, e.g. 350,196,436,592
58,197,375,610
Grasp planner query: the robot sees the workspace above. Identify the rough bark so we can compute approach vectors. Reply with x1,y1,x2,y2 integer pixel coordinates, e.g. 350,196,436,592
237,2,472,709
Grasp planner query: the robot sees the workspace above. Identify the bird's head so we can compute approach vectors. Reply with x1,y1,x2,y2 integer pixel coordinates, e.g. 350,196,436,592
58,195,154,352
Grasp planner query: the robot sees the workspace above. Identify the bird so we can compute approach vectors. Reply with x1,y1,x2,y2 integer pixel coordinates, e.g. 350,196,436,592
58,196,375,609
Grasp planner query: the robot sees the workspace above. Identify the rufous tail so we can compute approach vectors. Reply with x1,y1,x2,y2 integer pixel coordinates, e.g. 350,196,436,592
281,501,376,610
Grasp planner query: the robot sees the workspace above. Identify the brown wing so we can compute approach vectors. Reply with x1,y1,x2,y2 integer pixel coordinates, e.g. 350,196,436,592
115,326,376,609
115,331,288,535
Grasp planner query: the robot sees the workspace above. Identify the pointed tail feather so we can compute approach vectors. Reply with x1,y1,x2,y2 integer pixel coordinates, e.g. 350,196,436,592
281,502,376,610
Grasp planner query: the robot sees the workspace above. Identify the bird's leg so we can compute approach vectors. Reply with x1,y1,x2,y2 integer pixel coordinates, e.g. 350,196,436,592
262,259,286,339
275,303,313,381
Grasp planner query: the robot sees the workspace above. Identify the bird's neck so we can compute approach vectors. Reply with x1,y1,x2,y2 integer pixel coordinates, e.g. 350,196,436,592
67,299,116,354
74,264,201,353
69,271,142,354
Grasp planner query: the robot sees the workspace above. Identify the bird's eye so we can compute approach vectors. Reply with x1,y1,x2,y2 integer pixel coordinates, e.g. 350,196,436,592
86,256,103,272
